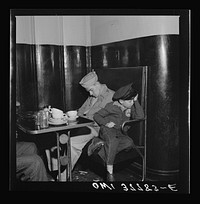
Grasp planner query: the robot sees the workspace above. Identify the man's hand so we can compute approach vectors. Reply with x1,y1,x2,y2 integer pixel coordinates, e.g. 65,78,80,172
125,109,131,117
105,122,116,128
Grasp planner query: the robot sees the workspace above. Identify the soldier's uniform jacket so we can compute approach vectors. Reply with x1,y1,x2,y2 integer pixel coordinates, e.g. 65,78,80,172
94,100,144,132
94,99,144,165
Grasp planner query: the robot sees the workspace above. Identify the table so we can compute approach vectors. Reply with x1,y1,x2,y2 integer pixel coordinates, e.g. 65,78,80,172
17,115,94,182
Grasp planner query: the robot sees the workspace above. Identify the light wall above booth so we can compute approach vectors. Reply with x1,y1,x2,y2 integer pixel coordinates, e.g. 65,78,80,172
16,16,90,46
90,16,179,45
16,15,179,46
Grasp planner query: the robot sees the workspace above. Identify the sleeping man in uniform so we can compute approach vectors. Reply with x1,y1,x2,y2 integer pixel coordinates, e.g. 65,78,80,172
90,83,144,181
69,70,115,170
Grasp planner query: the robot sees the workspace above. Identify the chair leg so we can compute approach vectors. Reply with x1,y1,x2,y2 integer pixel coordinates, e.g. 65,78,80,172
141,157,145,181
143,150,146,181
67,131,72,181
132,143,146,181
56,132,61,181
45,149,52,171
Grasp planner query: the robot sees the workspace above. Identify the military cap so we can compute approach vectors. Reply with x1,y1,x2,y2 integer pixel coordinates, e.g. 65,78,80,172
79,71,98,89
112,83,138,101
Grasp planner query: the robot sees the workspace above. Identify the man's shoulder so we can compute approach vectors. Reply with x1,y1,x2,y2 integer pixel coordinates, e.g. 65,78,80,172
105,101,114,107
103,88,115,101
100,87,114,104
107,87,115,95
101,84,115,96
105,102,121,112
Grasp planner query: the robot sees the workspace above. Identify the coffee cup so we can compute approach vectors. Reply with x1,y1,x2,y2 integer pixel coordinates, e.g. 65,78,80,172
67,110,78,120
51,108,65,119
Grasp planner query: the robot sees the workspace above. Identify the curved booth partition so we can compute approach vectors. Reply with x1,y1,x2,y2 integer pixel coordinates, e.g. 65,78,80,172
91,34,179,180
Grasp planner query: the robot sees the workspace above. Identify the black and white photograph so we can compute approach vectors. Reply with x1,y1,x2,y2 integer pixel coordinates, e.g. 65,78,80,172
9,9,190,193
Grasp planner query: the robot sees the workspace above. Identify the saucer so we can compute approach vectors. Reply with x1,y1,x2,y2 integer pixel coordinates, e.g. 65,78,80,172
67,116,79,121
68,121,78,126
48,117,68,125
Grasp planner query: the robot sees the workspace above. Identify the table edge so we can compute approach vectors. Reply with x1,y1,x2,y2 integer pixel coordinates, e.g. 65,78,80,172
17,121,94,135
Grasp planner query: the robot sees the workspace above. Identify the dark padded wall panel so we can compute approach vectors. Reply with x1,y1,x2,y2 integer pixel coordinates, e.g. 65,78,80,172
91,35,179,177
63,46,88,111
95,67,144,103
16,44,88,112
16,44,38,111
35,44,65,110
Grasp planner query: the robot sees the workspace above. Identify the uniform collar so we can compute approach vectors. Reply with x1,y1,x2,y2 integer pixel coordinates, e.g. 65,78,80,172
98,84,109,99
113,101,127,112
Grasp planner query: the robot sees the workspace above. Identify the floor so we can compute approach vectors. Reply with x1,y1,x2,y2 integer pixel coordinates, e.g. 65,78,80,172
70,159,142,182
44,147,144,182
50,159,178,183
71,168,139,182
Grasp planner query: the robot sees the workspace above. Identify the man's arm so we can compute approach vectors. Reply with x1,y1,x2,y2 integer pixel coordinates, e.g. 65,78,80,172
93,104,111,126
131,100,144,120
77,97,91,116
